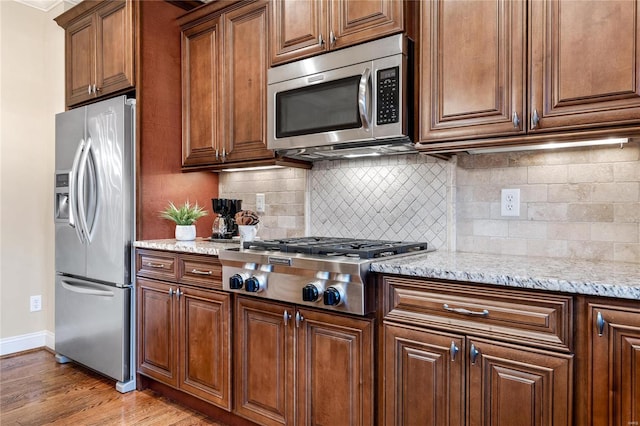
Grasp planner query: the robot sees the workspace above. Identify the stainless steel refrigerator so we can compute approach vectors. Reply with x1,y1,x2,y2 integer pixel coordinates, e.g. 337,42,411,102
54,95,136,392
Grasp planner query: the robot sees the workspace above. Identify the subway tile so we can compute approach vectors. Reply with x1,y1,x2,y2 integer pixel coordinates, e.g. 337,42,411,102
473,220,509,237
614,203,640,223
567,240,614,261
548,183,592,202
567,203,613,222
614,243,640,263
526,239,568,258
591,182,639,202
527,203,568,221
458,202,491,220
528,165,568,184
589,143,640,163
490,167,528,185
613,162,640,182
567,163,613,183
508,221,547,239
468,153,510,169
520,185,548,202
591,223,639,243
547,222,591,241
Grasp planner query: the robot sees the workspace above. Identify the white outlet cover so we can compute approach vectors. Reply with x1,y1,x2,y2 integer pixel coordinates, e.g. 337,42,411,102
256,193,265,213
501,188,520,217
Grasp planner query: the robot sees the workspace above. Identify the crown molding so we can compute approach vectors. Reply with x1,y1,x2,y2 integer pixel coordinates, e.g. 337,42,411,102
12,0,79,13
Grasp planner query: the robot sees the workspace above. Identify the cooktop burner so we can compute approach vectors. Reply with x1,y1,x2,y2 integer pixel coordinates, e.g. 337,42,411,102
242,237,429,259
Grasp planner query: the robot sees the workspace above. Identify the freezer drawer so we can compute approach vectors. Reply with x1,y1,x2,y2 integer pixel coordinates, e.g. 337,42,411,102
55,275,130,382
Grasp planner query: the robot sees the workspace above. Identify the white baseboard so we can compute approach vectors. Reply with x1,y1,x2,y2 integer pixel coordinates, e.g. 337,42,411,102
0,330,55,356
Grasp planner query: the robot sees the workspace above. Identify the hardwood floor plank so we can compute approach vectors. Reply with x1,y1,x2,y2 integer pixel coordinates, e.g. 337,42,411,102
1,350,226,425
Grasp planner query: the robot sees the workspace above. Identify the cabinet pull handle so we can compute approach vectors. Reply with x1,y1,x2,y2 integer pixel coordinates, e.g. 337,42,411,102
512,111,520,128
450,341,459,362
176,288,183,299
169,287,175,297
190,268,212,276
443,304,489,317
531,108,540,129
144,262,165,269
318,33,325,46
283,310,291,327
330,30,336,46
596,311,606,336
470,343,480,365
295,311,304,328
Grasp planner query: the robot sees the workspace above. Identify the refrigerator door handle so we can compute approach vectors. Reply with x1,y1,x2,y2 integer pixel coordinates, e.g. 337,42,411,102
84,138,102,243
61,279,115,297
69,138,86,243
77,137,95,243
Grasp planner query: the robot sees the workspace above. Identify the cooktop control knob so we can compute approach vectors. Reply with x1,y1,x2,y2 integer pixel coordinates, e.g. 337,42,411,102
302,284,320,302
229,273,245,290
245,276,265,293
323,287,342,306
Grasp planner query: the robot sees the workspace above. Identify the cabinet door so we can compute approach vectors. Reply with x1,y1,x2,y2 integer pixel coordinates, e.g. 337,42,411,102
223,1,273,164
178,287,231,410
383,323,464,426
589,304,640,425
418,0,526,143
235,297,294,426
330,0,403,50
529,0,640,132
467,338,573,426
270,0,328,65
65,13,95,107
296,309,374,426
137,278,178,387
95,0,134,99
182,16,223,166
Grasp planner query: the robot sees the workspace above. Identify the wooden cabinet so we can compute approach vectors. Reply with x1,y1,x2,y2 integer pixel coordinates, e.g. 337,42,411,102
416,0,640,152
55,0,135,108
582,300,640,425
234,296,374,426
270,0,404,65
136,250,231,410
381,276,573,426
181,0,273,169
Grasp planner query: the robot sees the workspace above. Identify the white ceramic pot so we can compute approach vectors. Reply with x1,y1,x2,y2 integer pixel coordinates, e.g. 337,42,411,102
175,224,196,241
238,225,258,244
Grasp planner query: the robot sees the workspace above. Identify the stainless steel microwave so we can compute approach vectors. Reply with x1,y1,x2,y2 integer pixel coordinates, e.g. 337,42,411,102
267,34,414,161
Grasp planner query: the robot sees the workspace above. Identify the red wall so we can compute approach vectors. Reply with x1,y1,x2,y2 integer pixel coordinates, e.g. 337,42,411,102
137,1,218,240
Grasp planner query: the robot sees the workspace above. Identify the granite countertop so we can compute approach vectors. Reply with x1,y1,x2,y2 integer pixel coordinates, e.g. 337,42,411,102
134,239,639,300
371,250,640,300
133,238,239,256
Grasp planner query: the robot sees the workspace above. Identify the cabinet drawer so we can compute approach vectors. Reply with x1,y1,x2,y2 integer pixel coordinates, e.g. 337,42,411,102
383,276,573,352
179,254,222,289
136,250,178,281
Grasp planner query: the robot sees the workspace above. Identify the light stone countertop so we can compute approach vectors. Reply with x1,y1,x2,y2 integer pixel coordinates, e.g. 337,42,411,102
133,238,239,256
134,239,639,300
371,250,640,300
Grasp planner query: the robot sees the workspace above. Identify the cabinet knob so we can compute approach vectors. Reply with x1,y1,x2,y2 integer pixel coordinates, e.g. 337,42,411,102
87,85,92,95
176,288,183,299
596,311,606,336
450,341,459,362
531,108,540,129
295,311,304,328
470,343,480,365
512,111,520,129
318,33,325,46
330,31,337,46
169,287,175,297
283,310,292,327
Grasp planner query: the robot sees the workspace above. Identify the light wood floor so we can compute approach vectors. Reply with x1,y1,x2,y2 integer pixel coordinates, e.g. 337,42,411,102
0,349,226,425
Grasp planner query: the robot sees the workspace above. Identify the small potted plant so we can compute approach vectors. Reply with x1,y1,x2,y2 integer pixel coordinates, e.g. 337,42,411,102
160,201,208,241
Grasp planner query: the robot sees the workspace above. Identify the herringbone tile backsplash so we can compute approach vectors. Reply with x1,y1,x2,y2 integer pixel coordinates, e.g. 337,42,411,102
309,155,453,250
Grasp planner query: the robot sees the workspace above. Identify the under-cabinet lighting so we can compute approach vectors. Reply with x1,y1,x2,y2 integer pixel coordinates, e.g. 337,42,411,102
467,137,629,154
220,165,285,172
343,152,382,159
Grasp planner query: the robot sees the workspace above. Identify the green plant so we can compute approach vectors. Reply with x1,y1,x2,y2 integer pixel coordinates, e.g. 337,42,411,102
160,201,208,225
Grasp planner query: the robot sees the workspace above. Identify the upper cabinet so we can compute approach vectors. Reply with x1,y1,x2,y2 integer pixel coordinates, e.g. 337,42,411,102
180,0,275,169
55,0,135,108
270,0,405,66
416,0,640,153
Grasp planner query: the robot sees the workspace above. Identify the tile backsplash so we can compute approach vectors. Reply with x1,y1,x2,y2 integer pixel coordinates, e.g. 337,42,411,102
309,155,453,250
218,142,639,264
456,142,639,263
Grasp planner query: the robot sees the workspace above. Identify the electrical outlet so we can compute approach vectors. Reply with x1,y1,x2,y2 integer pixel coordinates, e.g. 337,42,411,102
256,193,265,213
501,188,520,217
30,295,42,312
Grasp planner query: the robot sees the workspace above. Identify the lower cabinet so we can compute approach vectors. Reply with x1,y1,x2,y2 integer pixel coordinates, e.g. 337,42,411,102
137,277,231,410
585,300,640,425
234,296,374,426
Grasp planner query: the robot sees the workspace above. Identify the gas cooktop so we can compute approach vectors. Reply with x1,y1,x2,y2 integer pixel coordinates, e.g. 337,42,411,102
241,237,430,259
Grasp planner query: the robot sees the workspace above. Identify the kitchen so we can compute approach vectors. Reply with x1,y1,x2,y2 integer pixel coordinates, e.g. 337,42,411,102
1,0,639,425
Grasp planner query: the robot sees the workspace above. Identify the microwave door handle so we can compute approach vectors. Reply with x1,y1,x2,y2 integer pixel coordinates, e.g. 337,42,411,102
358,68,372,131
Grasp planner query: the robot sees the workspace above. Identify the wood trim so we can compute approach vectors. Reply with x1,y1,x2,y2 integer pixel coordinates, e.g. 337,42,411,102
181,157,312,172
166,0,206,11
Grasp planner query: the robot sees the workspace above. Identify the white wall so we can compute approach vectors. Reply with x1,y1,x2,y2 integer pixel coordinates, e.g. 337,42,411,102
0,0,65,354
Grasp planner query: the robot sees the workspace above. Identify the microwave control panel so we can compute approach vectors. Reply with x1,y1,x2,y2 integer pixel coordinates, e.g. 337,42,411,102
376,67,400,125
